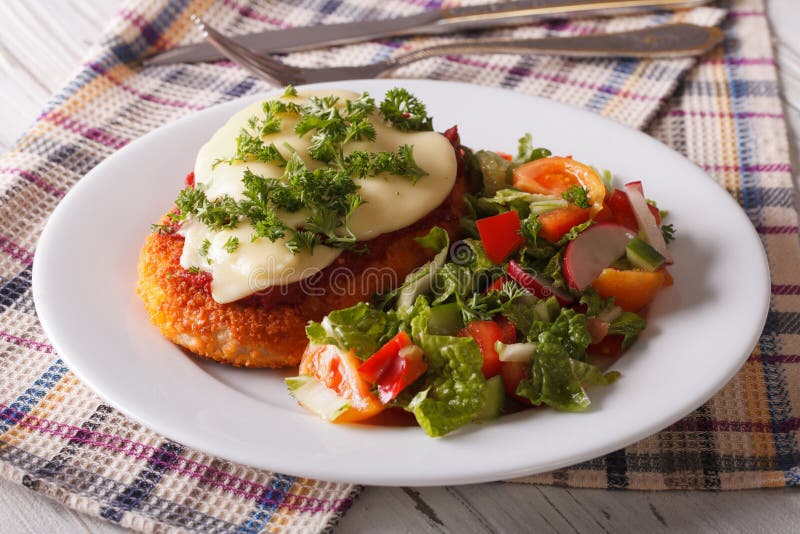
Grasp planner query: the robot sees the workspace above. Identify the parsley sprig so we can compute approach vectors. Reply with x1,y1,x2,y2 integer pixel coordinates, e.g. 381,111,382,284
561,185,590,208
379,88,433,132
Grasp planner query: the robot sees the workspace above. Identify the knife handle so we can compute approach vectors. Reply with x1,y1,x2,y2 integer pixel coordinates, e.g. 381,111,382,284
384,23,722,71
431,0,714,33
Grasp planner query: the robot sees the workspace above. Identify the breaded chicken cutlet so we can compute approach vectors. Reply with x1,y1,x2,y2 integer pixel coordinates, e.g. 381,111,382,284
137,173,465,368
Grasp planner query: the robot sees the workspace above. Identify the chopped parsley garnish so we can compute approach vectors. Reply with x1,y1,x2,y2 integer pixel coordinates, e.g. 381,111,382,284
282,85,298,97
561,185,590,208
187,266,202,274
199,239,211,257
151,223,174,235
661,223,676,244
161,88,433,255
223,236,240,253
379,88,433,132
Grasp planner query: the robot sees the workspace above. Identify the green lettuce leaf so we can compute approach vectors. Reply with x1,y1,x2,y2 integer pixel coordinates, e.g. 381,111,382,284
415,225,449,252
571,359,621,386
514,133,552,164
579,288,616,317
404,297,487,437
555,219,594,246
516,341,589,411
306,302,398,360
515,341,618,412
528,307,591,361
608,312,647,349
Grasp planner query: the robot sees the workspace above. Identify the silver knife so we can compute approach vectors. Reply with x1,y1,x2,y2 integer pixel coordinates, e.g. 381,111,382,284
144,0,713,66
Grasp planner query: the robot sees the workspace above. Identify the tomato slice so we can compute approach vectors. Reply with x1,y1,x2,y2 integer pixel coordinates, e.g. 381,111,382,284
591,268,667,312
537,205,590,243
513,156,606,215
495,315,518,344
299,344,384,423
465,321,504,378
357,331,412,383
476,210,525,264
587,334,624,359
592,201,616,223
500,362,531,404
606,189,661,231
485,275,508,294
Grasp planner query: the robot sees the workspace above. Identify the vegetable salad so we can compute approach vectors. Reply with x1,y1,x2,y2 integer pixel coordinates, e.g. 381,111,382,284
287,100,675,437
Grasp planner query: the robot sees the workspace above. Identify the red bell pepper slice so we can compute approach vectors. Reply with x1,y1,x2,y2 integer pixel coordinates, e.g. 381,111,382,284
465,320,504,378
358,331,412,383
373,345,427,404
476,211,525,264
357,331,427,404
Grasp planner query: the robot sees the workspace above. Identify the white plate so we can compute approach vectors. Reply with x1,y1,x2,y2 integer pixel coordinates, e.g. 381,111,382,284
33,80,770,486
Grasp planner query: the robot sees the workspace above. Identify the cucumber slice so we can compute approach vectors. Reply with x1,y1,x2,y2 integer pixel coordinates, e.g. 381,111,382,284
286,376,350,422
495,341,538,363
475,376,505,422
428,303,464,335
626,237,666,271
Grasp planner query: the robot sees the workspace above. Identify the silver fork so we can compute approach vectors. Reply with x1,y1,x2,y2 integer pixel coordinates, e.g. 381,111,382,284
189,15,722,86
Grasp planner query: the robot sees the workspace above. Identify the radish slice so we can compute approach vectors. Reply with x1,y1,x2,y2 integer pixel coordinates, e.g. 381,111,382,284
623,183,672,263
563,222,635,290
507,260,575,306
625,180,644,195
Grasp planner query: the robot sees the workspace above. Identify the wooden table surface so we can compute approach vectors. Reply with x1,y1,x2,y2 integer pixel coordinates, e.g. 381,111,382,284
1,1,798,532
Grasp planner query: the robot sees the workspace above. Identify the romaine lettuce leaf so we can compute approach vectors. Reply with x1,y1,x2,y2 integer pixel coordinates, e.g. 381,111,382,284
516,306,618,411
579,288,616,317
408,335,486,437
515,342,619,412
395,227,451,315
555,219,594,246
415,225,449,252
306,302,398,360
514,133,552,164
404,296,487,437
608,312,647,349
516,341,591,412
528,307,591,361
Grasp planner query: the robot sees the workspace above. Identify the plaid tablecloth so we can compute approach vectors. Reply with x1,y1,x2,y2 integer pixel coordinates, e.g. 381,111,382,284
0,0,797,532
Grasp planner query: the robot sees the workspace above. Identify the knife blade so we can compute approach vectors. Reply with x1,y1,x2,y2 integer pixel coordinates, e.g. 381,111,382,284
144,0,712,66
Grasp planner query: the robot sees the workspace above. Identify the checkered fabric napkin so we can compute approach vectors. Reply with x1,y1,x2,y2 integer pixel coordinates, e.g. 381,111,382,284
0,0,796,532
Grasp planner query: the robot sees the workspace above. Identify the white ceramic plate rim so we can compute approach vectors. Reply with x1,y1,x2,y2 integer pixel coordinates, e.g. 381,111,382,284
33,79,770,486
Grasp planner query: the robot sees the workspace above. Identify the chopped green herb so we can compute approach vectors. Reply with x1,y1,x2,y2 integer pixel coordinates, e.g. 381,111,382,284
150,223,174,235
165,90,433,256
282,85,298,97
187,266,202,274
661,223,676,244
199,239,211,257
223,236,240,253
561,185,590,208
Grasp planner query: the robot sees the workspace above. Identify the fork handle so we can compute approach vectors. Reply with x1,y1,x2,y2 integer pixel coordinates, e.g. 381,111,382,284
384,24,723,73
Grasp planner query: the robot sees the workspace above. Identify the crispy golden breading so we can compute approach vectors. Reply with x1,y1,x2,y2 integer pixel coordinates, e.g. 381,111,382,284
137,175,465,368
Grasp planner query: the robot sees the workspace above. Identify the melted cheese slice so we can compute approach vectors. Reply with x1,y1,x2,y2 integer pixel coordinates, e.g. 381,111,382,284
179,90,457,304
